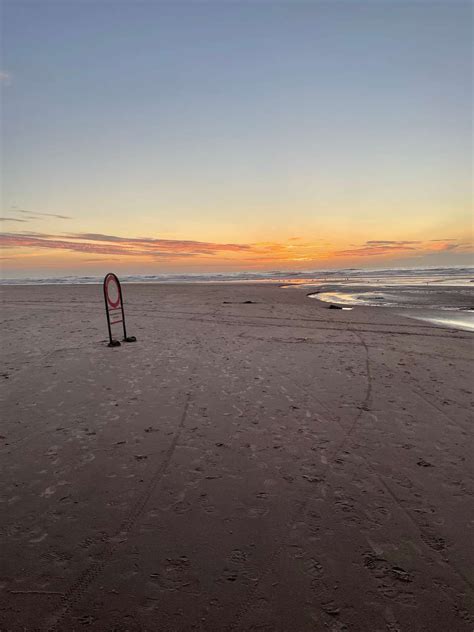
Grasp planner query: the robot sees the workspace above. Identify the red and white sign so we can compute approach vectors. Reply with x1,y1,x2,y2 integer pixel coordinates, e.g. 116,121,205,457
105,273,121,310
103,273,136,347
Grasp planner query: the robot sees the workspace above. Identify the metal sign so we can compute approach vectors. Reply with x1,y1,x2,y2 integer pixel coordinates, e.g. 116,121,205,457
103,273,137,347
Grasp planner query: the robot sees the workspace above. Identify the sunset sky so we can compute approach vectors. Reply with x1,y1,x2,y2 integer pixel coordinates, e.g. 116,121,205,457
1,1,472,278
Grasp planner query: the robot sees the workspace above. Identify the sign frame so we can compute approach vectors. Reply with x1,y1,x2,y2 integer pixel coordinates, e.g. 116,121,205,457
103,272,137,347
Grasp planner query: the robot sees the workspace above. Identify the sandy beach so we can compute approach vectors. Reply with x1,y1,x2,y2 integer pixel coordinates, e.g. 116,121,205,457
0,282,473,631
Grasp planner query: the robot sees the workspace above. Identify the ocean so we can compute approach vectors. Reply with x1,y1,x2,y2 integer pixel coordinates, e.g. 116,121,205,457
1,266,473,331
1,266,472,287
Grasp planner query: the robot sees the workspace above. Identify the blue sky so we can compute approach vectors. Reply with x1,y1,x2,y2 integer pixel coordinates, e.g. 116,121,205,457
1,1,472,275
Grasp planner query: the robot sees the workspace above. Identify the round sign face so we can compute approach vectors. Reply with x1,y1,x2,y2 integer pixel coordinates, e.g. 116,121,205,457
105,274,121,309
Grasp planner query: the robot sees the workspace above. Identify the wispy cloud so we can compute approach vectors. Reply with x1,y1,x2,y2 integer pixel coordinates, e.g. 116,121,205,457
365,240,421,246
430,239,457,242
1,230,471,265
427,239,469,252
0,231,252,259
82,257,122,262
0,71,11,84
0,230,322,264
334,239,471,258
11,208,72,220
0,217,29,223
334,241,420,257
65,233,251,253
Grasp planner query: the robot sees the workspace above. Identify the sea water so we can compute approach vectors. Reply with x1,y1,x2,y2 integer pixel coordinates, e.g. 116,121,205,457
1,266,473,331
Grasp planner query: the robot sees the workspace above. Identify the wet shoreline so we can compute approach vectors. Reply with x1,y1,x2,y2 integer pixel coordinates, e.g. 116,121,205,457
305,283,474,332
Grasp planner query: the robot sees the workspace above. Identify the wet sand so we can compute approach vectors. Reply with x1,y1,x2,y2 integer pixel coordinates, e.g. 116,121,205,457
0,283,473,631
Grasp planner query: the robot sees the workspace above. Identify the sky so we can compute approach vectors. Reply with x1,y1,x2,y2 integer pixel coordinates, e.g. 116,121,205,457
1,0,472,278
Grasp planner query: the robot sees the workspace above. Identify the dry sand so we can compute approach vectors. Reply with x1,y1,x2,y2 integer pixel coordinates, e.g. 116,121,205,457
0,283,473,631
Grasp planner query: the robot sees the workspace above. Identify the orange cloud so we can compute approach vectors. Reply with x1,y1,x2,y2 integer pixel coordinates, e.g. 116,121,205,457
1,231,472,270
0,232,253,260
333,239,471,258
0,231,327,261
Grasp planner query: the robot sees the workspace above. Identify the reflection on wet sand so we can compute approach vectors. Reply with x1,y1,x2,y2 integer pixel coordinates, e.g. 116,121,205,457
307,286,474,332
400,311,474,332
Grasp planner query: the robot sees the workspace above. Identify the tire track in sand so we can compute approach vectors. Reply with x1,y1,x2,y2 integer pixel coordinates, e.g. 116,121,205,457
45,390,193,631
226,330,472,631
225,331,372,631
